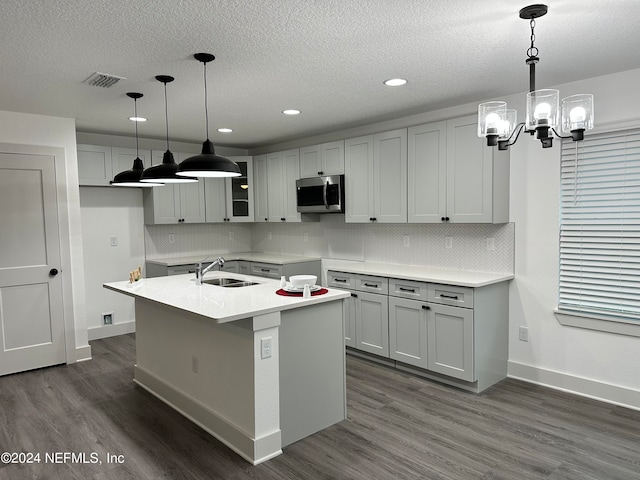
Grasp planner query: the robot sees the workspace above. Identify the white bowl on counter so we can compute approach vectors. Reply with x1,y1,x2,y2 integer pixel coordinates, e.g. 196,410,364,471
289,275,317,288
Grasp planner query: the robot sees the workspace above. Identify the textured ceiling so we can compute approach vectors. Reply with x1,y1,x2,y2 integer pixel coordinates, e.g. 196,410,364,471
1,0,639,149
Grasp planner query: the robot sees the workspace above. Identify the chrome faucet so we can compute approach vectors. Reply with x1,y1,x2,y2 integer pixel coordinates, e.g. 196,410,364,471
195,256,225,285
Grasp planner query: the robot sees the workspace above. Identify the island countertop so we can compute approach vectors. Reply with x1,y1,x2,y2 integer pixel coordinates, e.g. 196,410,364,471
104,272,349,324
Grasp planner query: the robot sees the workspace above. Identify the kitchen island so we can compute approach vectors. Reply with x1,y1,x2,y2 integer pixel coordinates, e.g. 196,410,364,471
104,272,350,465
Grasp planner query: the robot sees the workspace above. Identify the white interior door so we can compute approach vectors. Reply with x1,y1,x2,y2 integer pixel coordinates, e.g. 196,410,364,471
0,153,66,375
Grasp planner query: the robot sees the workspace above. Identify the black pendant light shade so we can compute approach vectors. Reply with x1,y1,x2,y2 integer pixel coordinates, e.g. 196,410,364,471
141,76,198,183
177,53,241,178
112,93,163,187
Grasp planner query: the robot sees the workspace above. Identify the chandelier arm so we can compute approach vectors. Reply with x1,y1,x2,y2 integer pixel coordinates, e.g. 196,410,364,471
551,127,572,140
506,122,527,146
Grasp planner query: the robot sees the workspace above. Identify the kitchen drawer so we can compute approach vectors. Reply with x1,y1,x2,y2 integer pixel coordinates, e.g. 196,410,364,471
389,278,428,301
251,262,283,279
428,284,474,308
327,271,356,289
167,264,197,276
355,275,389,295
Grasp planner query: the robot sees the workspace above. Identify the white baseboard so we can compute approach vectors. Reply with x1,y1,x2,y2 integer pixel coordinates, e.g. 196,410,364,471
508,361,640,411
75,345,92,362
134,365,282,465
88,320,136,341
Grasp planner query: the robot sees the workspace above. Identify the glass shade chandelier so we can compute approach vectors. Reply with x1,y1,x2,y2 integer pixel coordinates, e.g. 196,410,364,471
111,92,163,187
176,53,241,178
477,4,594,150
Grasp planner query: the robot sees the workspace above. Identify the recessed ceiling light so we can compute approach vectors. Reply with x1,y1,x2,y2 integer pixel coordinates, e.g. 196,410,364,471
282,109,301,115
128,116,147,122
217,128,233,133
383,78,407,87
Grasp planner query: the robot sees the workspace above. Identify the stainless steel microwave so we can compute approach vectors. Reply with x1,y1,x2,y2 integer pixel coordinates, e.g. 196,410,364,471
296,175,345,213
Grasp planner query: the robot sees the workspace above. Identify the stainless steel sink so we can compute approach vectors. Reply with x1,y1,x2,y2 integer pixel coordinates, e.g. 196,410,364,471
202,277,259,287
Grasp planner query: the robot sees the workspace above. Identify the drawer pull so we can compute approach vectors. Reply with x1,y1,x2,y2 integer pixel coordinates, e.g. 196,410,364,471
260,268,270,272
440,294,459,300
363,283,378,288
399,287,416,293
334,278,347,283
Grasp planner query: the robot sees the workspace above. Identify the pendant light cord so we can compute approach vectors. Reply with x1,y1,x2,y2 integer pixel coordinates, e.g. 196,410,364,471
163,82,170,151
133,98,140,157
203,61,210,141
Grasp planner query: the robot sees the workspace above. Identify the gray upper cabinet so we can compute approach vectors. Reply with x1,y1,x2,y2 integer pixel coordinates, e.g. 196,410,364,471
253,154,269,223
299,140,345,178
77,145,152,187
205,156,254,223
143,151,206,224
344,129,407,223
77,144,113,186
266,149,301,222
407,122,447,223
408,115,509,224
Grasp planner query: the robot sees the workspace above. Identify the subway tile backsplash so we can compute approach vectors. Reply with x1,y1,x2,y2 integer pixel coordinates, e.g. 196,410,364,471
146,218,514,274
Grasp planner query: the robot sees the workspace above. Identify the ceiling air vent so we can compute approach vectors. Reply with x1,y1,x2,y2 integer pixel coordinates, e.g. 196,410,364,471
83,72,126,88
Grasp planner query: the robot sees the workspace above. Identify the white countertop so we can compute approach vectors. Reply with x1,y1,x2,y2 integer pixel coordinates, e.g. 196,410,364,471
146,252,321,267
104,271,349,324
324,260,513,287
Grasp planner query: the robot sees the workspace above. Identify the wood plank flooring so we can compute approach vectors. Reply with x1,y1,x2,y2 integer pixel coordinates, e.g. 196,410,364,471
1,334,639,479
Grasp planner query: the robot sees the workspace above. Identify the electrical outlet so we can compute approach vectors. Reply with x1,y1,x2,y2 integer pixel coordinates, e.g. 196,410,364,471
110,236,118,247
229,231,235,241
168,233,175,243
519,326,529,342
102,312,113,326
403,235,410,247
192,355,199,373
445,236,453,249
261,337,272,359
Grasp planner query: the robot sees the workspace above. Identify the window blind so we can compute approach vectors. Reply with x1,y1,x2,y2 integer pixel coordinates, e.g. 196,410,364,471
559,127,640,320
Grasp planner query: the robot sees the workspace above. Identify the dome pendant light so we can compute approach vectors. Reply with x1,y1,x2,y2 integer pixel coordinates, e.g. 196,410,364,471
141,76,198,184
112,93,163,187
177,53,241,178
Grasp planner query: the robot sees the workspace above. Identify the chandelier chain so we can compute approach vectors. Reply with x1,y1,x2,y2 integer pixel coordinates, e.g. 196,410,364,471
527,18,538,58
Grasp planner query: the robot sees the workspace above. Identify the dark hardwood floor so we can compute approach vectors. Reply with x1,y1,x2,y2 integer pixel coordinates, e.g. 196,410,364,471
1,334,639,479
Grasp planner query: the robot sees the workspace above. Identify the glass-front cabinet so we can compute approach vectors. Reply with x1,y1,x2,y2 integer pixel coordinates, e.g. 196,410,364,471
205,156,254,222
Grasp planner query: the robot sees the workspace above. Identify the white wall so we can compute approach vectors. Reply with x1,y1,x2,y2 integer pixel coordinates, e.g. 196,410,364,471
0,110,90,361
506,69,640,409
80,187,145,339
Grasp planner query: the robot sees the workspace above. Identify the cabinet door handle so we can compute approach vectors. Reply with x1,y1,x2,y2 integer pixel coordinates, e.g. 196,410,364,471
334,278,347,283
440,294,459,300
281,217,286,221
318,171,324,175
351,293,358,298
260,268,270,272
421,305,431,310
363,283,378,288
399,287,415,293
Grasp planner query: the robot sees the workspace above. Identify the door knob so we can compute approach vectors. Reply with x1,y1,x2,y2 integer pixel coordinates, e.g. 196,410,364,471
49,268,59,276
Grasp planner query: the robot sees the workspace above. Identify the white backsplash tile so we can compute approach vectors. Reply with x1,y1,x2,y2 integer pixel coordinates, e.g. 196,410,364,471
146,219,514,274
145,224,252,259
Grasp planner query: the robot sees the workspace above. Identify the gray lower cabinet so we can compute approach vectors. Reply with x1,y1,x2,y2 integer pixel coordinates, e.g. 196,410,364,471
388,296,428,368
355,291,389,357
427,302,473,381
147,258,320,281
328,269,508,392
